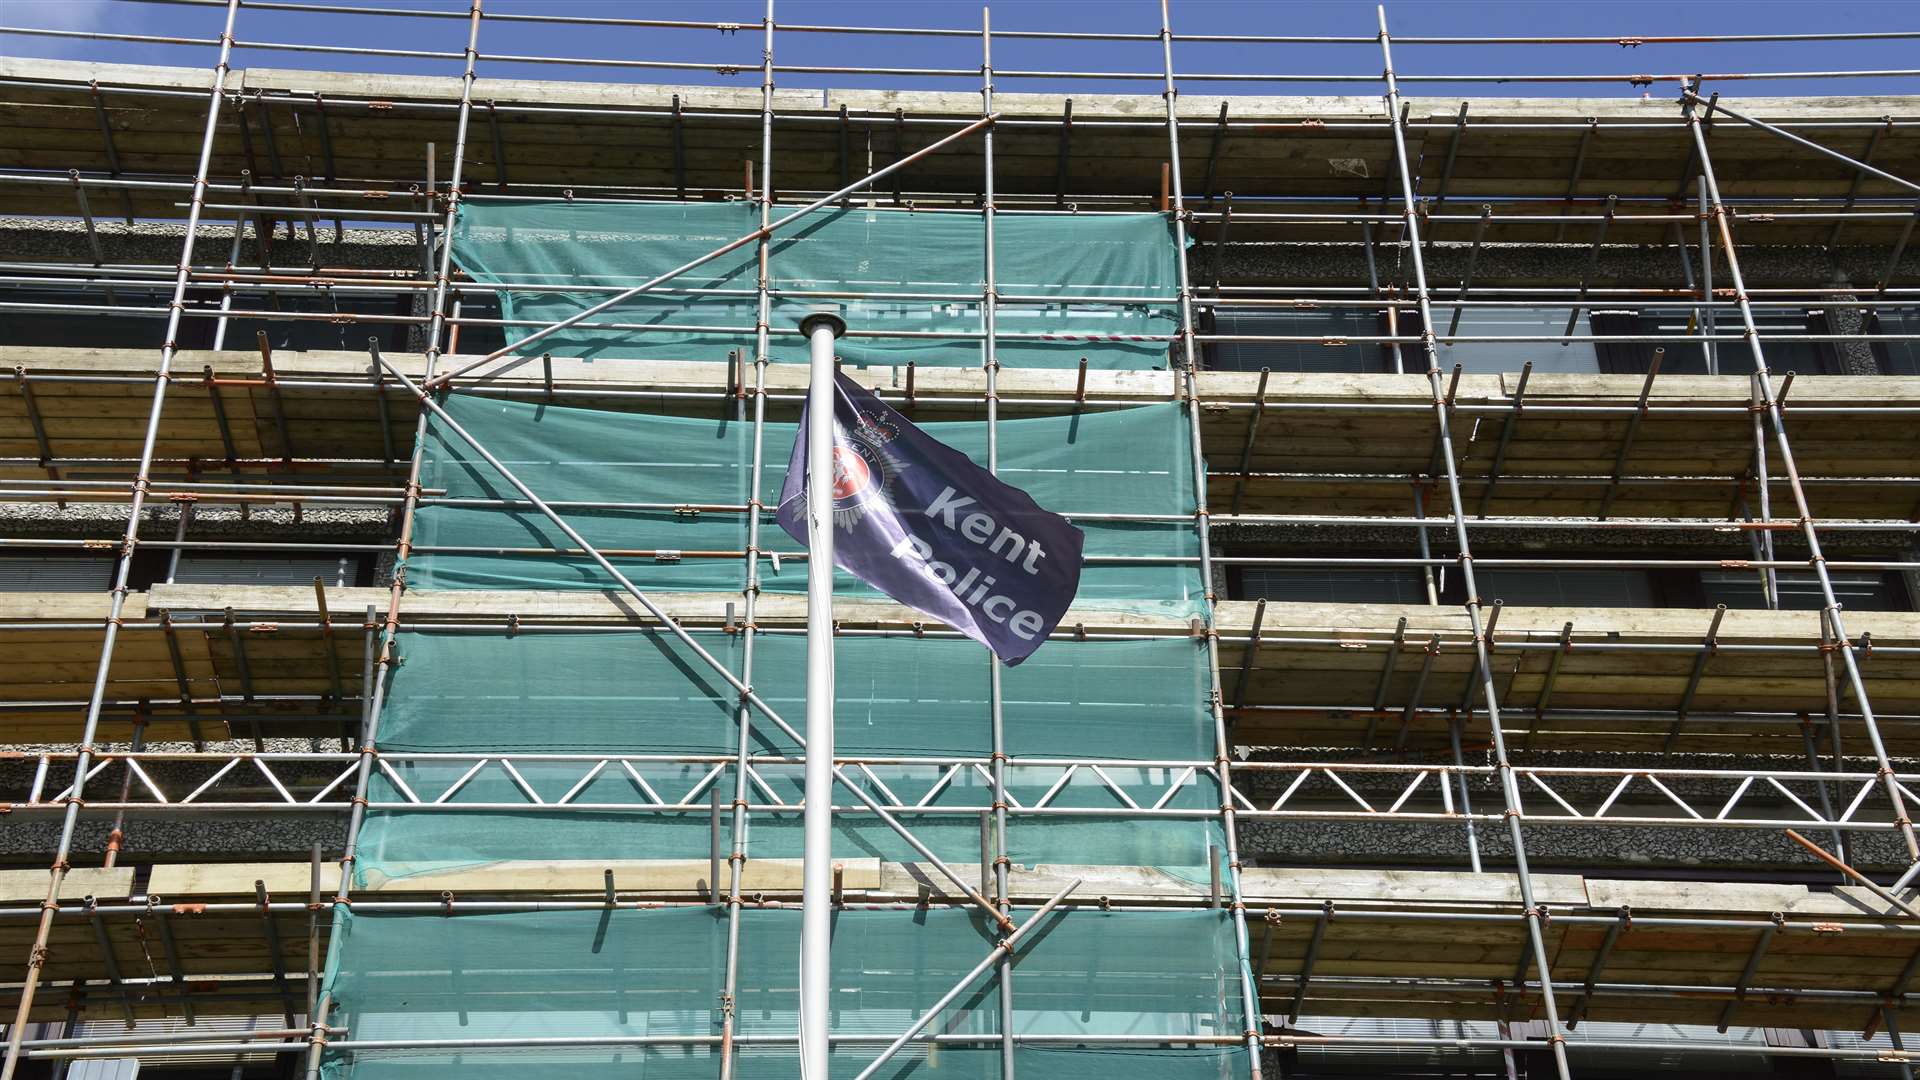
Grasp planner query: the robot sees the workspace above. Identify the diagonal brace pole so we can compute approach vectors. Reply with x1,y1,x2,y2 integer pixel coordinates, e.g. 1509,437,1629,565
1785,828,1920,919
1679,91,1920,198
426,113,1000,390
851,879,1081,1080
378,354,1011,929
1683,86,1920,864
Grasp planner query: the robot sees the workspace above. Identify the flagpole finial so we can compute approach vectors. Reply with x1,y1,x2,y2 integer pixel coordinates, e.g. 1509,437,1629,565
798,308,847,340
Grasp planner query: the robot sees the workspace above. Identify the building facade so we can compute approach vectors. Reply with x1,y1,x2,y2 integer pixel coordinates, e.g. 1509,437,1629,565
2,3,1920,1078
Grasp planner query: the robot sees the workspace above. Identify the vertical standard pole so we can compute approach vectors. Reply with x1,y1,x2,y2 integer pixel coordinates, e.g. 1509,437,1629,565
303,6,485,1079
0,6,238,1076
720,7,778,1078
799,309,845,1080
980,11,1017,1080
1448,714,1484,874
212,216,248,350
1159,6,1266,1078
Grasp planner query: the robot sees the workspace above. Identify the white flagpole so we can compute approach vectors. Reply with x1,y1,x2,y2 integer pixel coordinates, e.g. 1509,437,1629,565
798,309,846,1080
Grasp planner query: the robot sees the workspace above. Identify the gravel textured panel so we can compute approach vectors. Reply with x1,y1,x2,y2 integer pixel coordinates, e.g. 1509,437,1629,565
0,502,391,541
1212,522,1902,557
0,738,350,861
1207,241,1918,290
0,217,420,270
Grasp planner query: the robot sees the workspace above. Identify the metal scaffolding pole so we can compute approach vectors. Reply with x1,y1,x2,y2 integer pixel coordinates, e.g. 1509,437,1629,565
1683,80,1920,865
299,4,486,1077
1680,90,1920,200
1375,8,1574,1078
799,308,842,1080
980,12,1019,1080
0,5,240,1075
718,7,779,1077
1160,5,1268,1077
9,1,1920,1065
850,879,1080,1080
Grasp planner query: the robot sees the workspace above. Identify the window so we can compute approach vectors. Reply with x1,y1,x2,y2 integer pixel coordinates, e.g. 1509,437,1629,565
1474,568,1659,608
168,556,361,588
1233,566,1431,605
1868,307,1920,375
216,291,417,353
446,290,508,355
0,287,185,350
1204,307,1397,373
0,556,113,592
1432,305,1604,375
1590,309,1711,374
1592,307,1849,376
0,283,416,353
1206,304,1642,376
1701,569,1913,612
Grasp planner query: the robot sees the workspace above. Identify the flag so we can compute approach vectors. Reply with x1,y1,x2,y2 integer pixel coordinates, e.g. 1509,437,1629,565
776,372,1084,666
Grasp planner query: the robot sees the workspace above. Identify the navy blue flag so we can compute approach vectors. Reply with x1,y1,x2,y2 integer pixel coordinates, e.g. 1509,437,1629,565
777,372,1084,666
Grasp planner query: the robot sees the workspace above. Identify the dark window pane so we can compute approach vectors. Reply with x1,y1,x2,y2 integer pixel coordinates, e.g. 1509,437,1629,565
219,291,417,353
1615,309,1831,376
1590,308,1715,374
1476,568,1657,607
1236,567,1430,605
1702,570,1911,612
1872,308,1920,375
170,557,358,587
0,284,417,353
0,557,113,592
1752,314,1828,374
1591,309,1677,373
1205,308,1394,373
1600,309,1734,375
449,292,508,355
0,287,183,349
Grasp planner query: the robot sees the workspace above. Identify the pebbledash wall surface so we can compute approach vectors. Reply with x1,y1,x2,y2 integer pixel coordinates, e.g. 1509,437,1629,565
317,203,1255,1078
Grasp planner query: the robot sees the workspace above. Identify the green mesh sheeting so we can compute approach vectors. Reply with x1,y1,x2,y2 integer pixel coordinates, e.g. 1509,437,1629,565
378,630,1210,759
333,237,1250,1075
411,394,1204,615
451,200,1179,370
321,907,1248,1080
355,629,1224,887
356,806,1223,891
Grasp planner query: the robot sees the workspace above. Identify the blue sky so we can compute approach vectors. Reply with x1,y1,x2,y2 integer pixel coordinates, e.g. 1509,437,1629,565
6,0,1919,99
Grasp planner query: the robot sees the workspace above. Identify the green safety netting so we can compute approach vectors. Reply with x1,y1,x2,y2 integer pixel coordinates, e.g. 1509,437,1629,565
376,631,1209,759
328,260,1250,1075
451,200,1180,370
321,906,1248,1080
356,805,1223,892
354,629,1224,887
411,394,1204,615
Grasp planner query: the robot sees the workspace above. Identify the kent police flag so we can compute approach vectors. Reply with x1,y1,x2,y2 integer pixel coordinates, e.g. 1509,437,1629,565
776,372,1084,666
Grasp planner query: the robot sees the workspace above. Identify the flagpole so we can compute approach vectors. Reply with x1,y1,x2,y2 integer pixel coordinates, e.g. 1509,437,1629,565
798,308,846,1080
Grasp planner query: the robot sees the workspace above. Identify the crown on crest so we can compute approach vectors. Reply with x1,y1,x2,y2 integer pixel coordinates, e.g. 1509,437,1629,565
852,409,899,446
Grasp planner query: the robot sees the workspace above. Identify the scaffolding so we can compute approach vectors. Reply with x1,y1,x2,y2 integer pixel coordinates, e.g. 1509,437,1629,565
1,1,1919,1077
